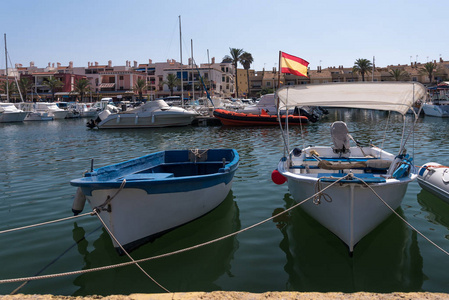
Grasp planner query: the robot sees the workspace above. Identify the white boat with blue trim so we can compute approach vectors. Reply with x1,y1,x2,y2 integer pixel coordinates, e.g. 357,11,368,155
273,82,427,252
70,149,239,253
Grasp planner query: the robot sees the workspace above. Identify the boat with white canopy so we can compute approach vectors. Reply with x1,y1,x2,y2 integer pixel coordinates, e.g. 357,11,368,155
273,82,427,252
0,102,28,123
88,100,197,129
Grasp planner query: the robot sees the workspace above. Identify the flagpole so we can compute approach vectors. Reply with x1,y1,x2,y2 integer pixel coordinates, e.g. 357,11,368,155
277,51,282,90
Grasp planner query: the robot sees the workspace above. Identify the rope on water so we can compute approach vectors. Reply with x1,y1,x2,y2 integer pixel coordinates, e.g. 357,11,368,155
358,177,449,257
0,174,352,285
93,209,170,293
0,212,93,235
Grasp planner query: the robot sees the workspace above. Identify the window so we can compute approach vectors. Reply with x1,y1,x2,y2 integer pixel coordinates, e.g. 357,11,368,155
119,76,124,80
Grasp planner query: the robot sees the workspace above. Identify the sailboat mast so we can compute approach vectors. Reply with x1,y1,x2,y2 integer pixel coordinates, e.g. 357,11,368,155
191,39,194,102
4,34,9,102
179,16,184,106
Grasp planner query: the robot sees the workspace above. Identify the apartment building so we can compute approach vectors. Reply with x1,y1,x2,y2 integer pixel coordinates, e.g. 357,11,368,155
2,57,449,102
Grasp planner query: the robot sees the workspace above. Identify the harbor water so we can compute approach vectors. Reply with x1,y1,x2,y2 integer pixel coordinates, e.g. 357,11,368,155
1,109,449,296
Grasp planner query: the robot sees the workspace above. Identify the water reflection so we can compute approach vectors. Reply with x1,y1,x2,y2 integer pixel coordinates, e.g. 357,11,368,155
71,191,241,295
417,189,449,230
273,193,424,292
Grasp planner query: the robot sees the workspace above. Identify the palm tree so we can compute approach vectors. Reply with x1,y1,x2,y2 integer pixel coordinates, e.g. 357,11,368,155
388,69,409,81
352,58,373,81
240,52,253,97
42,77,64,101
227,48,244,97
419,62,437,84
18,77,33,101
72,78,91,102
0,81,18,102
134,78,148,101
194,77,211,96
163,74,180,96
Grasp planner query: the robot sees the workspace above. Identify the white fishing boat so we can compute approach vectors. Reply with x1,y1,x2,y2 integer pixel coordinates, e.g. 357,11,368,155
88,99,197,129
0,102,28,123
70,148,239,253
418,163,449,203
273,82,426,252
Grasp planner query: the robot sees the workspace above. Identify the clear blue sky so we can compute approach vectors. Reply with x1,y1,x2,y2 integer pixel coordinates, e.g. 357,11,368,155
1,0,448,72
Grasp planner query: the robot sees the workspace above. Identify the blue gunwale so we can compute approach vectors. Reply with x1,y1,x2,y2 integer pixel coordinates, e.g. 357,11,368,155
70,149,239,196
317,173,386,183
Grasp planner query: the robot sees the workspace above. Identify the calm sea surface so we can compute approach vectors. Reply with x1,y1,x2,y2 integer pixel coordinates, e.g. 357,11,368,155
1,109,449,296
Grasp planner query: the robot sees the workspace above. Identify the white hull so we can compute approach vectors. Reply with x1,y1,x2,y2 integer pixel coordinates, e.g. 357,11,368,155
0,111,28,123
85,181,233,249
418,163,449,203
51,110,69,119
278,145,416,252
80,111,98,118
422,103,449,117
24,112,53,121
286,175,411,251
98,112,195,128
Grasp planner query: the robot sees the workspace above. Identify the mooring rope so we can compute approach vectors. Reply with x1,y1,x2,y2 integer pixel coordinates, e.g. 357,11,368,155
0,212,92,235
357,177,449,257
93,209,170,293
0,174,351,285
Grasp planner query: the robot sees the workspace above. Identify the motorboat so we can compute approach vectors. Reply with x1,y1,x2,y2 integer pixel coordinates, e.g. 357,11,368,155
87,99,198,129
70,148,239,253
422,83,449,117
238,93,325,122
17,103,53,121
273,82,426,252
418,162,449,203
213,108,308,126
0,102,28,123
240,93,278,115
33,102,68,119
56,102,81,118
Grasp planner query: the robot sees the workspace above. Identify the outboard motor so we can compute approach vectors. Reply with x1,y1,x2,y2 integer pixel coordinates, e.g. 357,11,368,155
330,121,350,155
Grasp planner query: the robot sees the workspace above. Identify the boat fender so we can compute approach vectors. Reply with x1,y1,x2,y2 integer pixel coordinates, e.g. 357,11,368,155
72,187,87,216
272,169,287,185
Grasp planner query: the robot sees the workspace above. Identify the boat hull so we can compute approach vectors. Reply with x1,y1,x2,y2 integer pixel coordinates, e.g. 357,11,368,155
277,145,415,252
213,108,308,126
85,179,233,251
24,112,53,121
422,103,449,117
286,176,411,251
98,111,196,128
70,149,239,253
0,111,28,123
418,162,449,203
51,110,69,119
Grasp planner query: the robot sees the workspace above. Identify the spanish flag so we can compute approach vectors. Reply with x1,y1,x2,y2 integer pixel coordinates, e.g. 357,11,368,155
280,52,309,77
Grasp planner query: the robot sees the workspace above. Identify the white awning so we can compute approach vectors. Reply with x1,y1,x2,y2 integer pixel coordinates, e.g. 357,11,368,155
276,82,427,115
100,83,115,88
